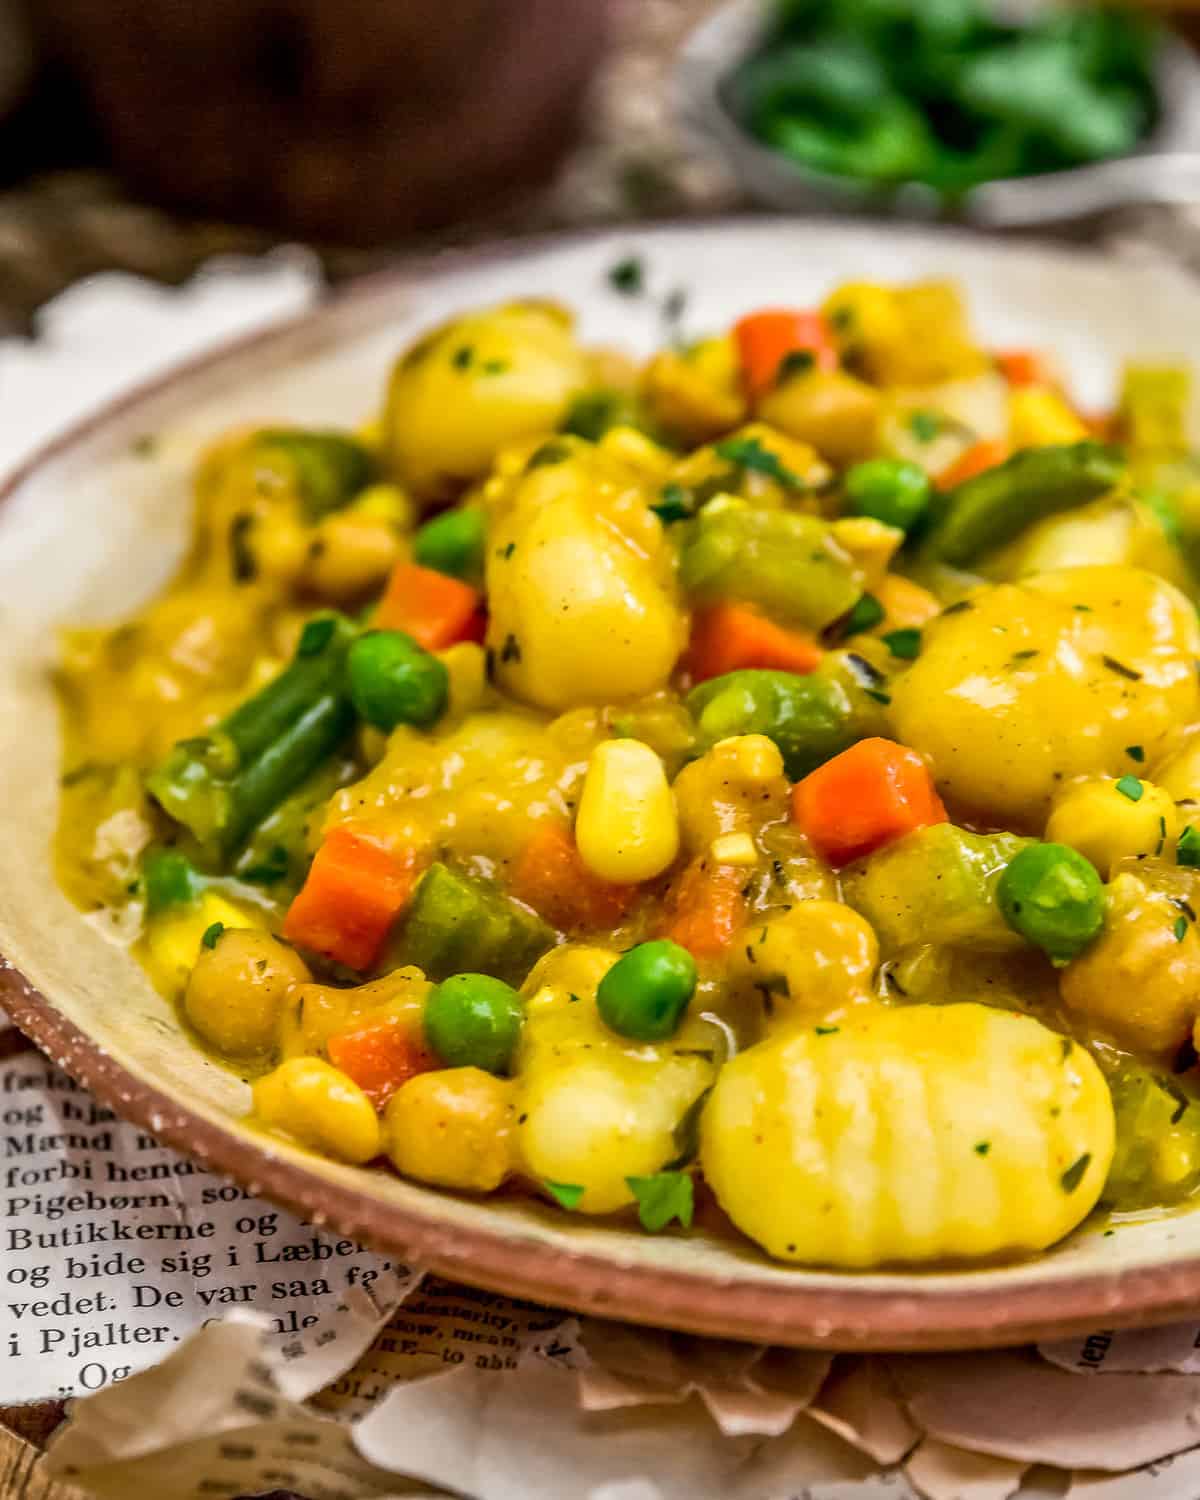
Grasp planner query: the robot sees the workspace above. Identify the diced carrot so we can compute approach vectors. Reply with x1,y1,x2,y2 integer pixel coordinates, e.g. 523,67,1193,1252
995,350,1048,387
375,561,484,650
791,737,947,868
658,855,747,960
937,439,1009,491
734,308,838,401
686,603,823,682
327,1016,436,1109
511,822,638,933
283,827,420,971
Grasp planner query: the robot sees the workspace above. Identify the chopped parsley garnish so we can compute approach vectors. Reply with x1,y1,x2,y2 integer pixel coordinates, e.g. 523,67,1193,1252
714,435,805,491
865,688,892,705
1125,745,1145,763
451,345,474,370
1156,816,1168,857
974,1141,991,1156
651,482,694,524
908,410,942,444
201,922,224,950
814,1025,839,1036
882,628,922,660
1102,655,1143,682
527,439,571,469
1178,826,1200,868
1175,915,1189,943
296,617,336,657
840,593,885,637
481,359,508,375
544,1180,585,1211
1115,774,1144,802
776,349,815,384
625,1172,694,1232
500,541,516,560
500,633,522,664
1010,649,1039,664
229,513,258,584
941,599,973,616
1060,1153,1091,1193
608,256,644,295
1073,603,1093,612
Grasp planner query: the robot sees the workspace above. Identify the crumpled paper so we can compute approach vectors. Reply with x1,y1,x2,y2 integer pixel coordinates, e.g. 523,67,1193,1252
13,254,1200,1500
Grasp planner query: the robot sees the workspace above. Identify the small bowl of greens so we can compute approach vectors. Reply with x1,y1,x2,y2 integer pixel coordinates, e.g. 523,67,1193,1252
677,0,1200,224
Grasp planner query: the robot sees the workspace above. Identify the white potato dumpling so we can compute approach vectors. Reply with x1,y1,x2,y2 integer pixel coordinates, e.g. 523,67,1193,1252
701,1003,1114,1266
485,445,686,711
385,301,586,502
890,566,1200,828
514,945,716,1214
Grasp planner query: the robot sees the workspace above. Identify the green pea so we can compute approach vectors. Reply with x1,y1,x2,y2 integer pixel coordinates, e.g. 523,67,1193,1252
844,458,932,535
413,507,486,581
996,842,1106,965
346,630,448,731
597,940,697,1041
424,973,524,1075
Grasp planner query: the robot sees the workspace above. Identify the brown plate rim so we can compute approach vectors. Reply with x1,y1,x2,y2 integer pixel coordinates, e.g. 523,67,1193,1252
5,218,1200,1352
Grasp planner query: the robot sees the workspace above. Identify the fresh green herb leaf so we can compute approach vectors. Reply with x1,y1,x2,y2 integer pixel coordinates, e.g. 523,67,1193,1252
544,1180,585,1211
1125,745,1145,763
297,617,336,657
1073,603,1094,612
1115,774,1144,802
481,359,508,376
1157,815,1168,857
865,688,892,705
500,633,522,664
974,1141,991,1156
882,628,922,660
527,439,571,469
1060,1153,1091,1193
1010,649,1039,663
651,482,694,524
608,257,645,296
909,410,942,444
1178,826,1200,868
777,349,815,384
841,593,885,637
625,1171,694,1232
201,922,224,950
714,436,805,491
941,599,973,616
1175,915,1189,942
814,1024,840,1035
229,513,258,583
451,345,474,370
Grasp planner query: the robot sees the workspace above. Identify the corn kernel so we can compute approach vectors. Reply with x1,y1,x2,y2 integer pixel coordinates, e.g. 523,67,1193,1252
575,739,679,883
252,1057,381,1164
710,833,758,866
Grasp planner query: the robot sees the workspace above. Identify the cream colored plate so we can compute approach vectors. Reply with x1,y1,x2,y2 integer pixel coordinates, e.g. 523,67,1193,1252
3,219,1199,1351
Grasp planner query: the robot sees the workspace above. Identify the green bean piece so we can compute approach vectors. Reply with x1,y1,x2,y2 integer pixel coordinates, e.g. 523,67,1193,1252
679,501,862,632
996,842,1106,965
142,848,202,914
347,631,449,731
844,458,932,535
412,507,487,582
922,441,1125,566
146,613,356,861
398,863,554,985
253,429,375,520
424,974,524,1075
597,941,697,1041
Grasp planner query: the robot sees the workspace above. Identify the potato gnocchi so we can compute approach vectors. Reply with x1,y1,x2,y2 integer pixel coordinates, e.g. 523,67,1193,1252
56,278,1200,1269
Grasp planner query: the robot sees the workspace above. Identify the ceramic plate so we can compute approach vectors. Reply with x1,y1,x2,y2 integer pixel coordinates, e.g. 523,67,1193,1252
5,219,1200,1352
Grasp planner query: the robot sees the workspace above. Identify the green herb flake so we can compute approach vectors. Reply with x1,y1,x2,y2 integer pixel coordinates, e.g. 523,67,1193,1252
841,593,885,637
297,617,336,657
651,482,693,524
1115,774,1144,802
941,599,973,616
882,628,922,660
500,633,522,664
625,1171,694,1233
544,1180,585,1211
714,435,805,491
814,1025,840,1036
229,513,258,584
201,922,225,950
1125,745,1145,763
451,345,474,370
1175,915,1189,943
909,410,942,444
776,349,815,384
500,541,516,560
608,257,645,296
1157,816,1168,857
1103,655,1143,682
527,440,571,470
1010,649,1039,663
865,688,892,706
481,359,508,376
974,1141,991,1156
1178,826,1200,868
1060,1153,1092,1193
1074,603,1094,612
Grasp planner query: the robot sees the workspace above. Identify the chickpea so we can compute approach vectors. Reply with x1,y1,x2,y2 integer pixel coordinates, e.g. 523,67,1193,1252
1046,777,1179,876
733,902,878,1026
385,1067,515,1191
1060,872,1200,1055
672,735,788,856
183,929,311,1059
252,1057,381,1164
